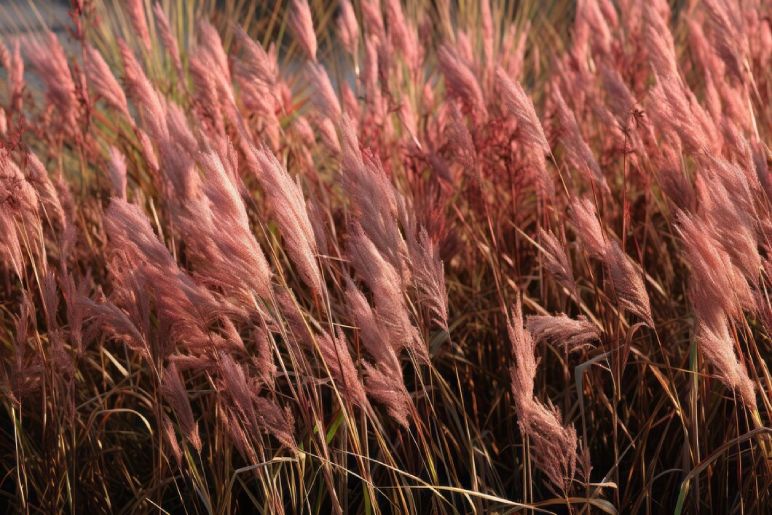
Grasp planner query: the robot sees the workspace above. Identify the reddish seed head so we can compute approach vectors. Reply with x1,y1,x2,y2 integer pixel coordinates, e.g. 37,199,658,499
288,0,317,61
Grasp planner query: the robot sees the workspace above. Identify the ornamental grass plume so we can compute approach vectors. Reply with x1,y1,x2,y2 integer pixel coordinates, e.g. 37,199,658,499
537,227,577,296
336,0,359,58
189,54,227,135
104,198,223,348
446,102,477,169
496,66,554,196
360,359,412,428
496,67,549,156
153,2,183,76
246,145,322,294
233,25,278,91
106,146,127,200
408,227,449,331
702,0,750,84
360,0,385,41
0,156,40,276
217,352,295,448
0,154,39,217
385,0,421,72
83,44,130,118
643,2,679,80
675,210,754,321
196,19,232,91
605,240,654,327
698,170,761,282
438,44,487,120
252,328,278,386
136,127,160,171
569,197,653,325
24,153,66,231
569,196,607,258
345,279,396,368
25,32,79,129
316,330,368,408
676,210,757,407
508,297,581,491
126,0,152,50
78,295,146,355
339,115,406,273
345,278,413,427
552,87,607,190
694,304,757,409
526,313,599,352
161,363,202,452
232,29,282,147
599,64,637,127
305,61,342,120
0,221,22,281
288,0,317,61
119,39,164,131
347,224,424,362
480,0,494,65
647,71,721,156
0,40,24,102
314,115,341,154
190,151,274,303
361,35,384,122
574,0,614,57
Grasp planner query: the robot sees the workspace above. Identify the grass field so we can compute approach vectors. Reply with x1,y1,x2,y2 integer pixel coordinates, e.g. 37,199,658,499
0,0,770,512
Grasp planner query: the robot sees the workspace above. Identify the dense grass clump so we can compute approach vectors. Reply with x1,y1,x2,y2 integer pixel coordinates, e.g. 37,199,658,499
0,0,770,512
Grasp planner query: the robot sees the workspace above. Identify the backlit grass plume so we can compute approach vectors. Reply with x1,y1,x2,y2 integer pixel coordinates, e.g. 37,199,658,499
0,0,769,513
